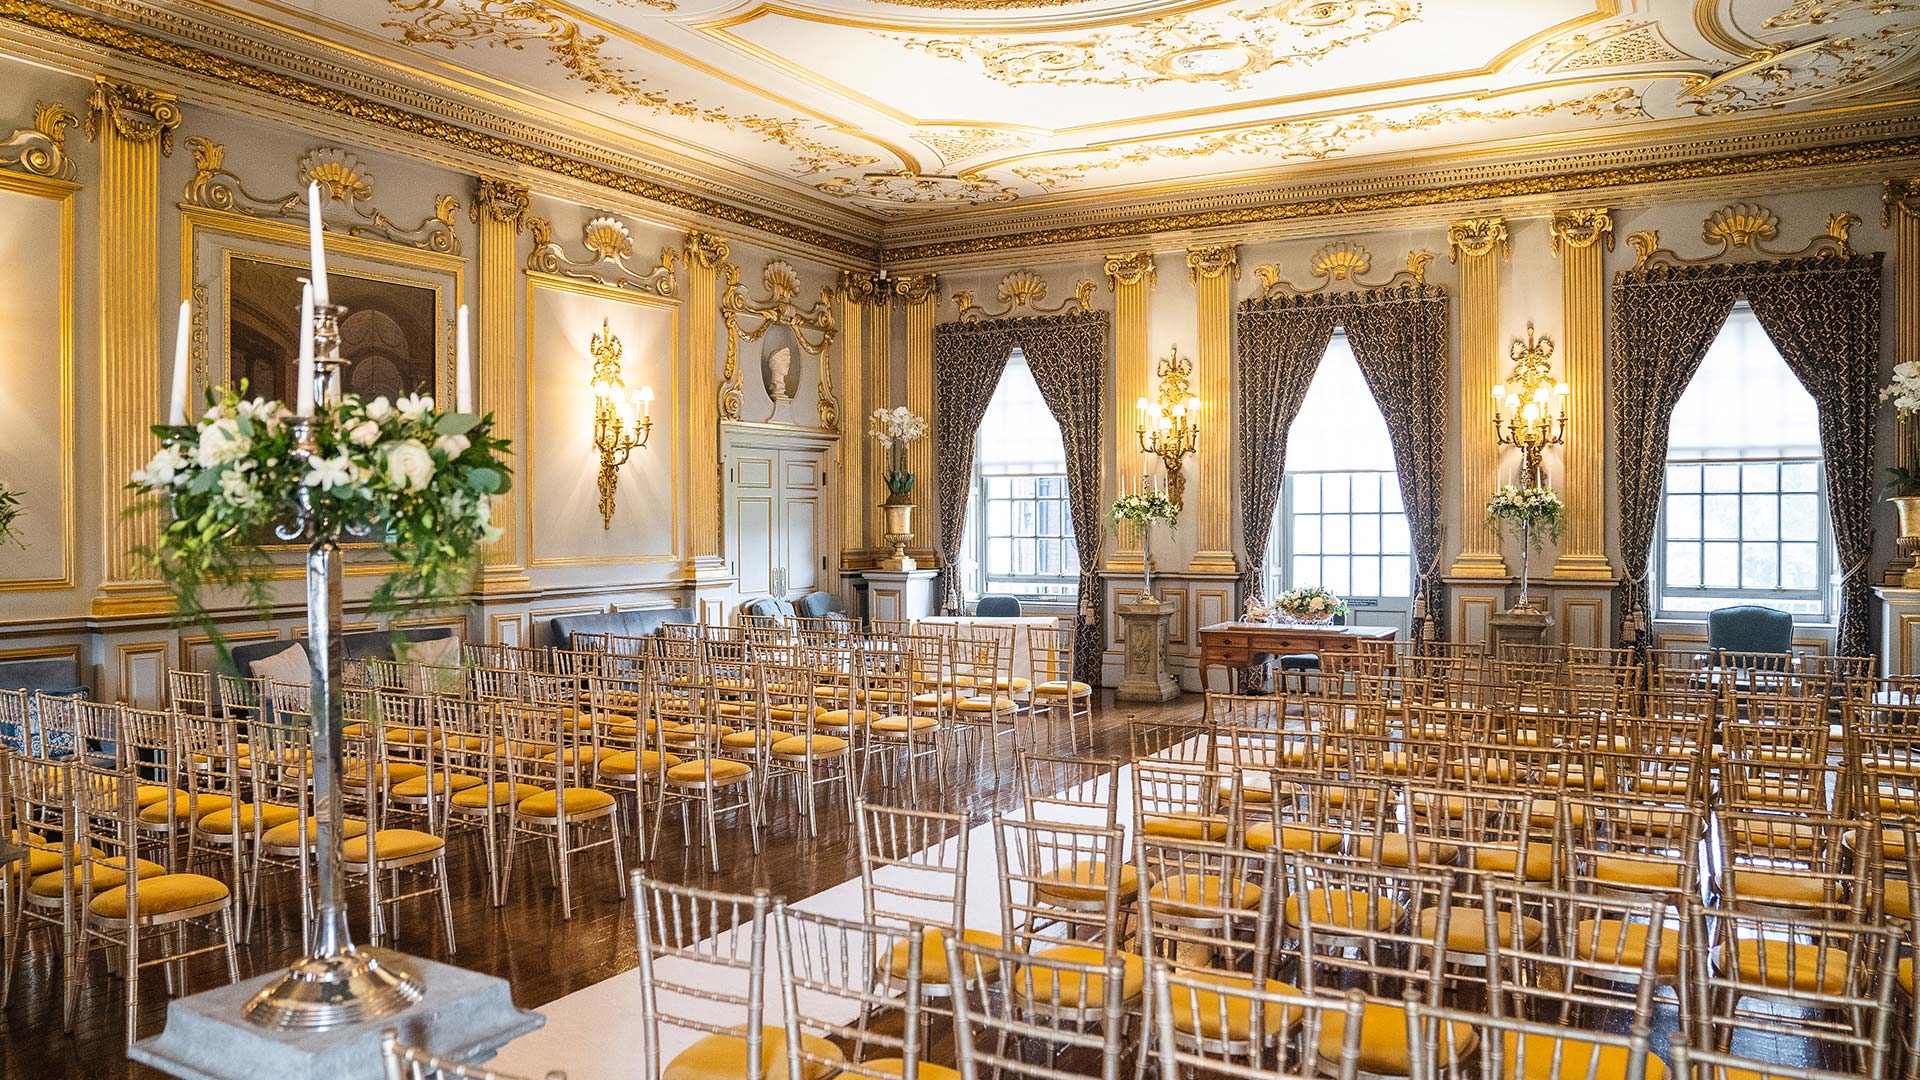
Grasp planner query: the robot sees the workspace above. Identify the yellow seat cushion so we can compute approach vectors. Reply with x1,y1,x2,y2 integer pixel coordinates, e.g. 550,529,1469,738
888,927,1004,984
863,1060,960,1080
955,696,1016,713
1245,822,1344,853
260,816,368,846
1416,904,1543,954
1142,814,1231,841
665,758,754,784
872,715,939,733
1284,889,1404,931
664,1026,844,1080
389,773,484,798
600,750,684,776
1884,879,1914,921
1727,939,1851,995
1591,855,1686,891
1319,1000,1474,1075
517,787,617,817
770,734,848,756
1147,873,1263,913
1013,946,1144,1006
1036,860,1140,902
1166,972,1303,1039
1473,844,1556,882
450,782,543,809
1034,680,1092,696
341,762,428,786
1501,1031,1671,1080
129,783,170,808
138,792,234,824
912,692,962,707
816,709,880,729
1350,835,1460,869
30,856,166,899
342,829,446,862
196,801,302,835
1725,869,1834,907
719,730,764,748
89,872,229,919
1574,919,1681,978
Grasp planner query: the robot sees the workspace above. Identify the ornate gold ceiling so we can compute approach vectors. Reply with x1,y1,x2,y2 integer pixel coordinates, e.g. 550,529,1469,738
44,0,1920,241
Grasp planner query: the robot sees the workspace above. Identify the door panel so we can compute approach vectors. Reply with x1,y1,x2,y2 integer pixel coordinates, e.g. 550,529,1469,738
725,441,828,604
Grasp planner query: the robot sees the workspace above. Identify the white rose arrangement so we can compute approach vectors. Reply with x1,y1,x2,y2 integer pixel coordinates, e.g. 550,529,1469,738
1485,483,1567,549
132,383,512,638
1273,586,1350,622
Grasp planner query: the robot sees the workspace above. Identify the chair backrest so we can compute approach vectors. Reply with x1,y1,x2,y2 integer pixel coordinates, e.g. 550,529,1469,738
855,800,969,932
993,815,1127,946
947,935,1126,1080
975,595,1022,618
772,903,927,1080
1407,998,1653,1080
1483,880,1672,1025
1292,857,1451,1007
1150,960,1364,1080
1134,835,1277,973
631,876,772,1080
1018,752,1120,829
1706,604,1794,658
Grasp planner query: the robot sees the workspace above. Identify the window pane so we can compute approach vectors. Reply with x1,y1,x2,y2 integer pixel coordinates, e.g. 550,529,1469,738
1704,464,1740,493
1038,539,1061,575
1011,476,1035,499
1353,477,1380,513
1038,500,1059,537
1704,542,1740,588
1323,518,1351,555
987,538,1010,574
1293,474,1320,513
1383,515,1411,555
1666,464,1701,494
1381,480,1405,513
1013,539,1035,575
1035,476,1060,499
987,500,1010,535
1742,543,1778,589
987,476,1011,499
1352,557,1380,598
1742,495,1778,541
1781,543,1818,589
1781,494,1819,541
1065,546,1081,576
1353,515,1381,555
1703,495,1740,540
1666,542,1700,589
1741,462,1780,493
1014,501,1036,537
1666,495,1701,540
1322,560,1350,595
1293,514,1320,555
1781,462,1819,492
1323,476,1351,513
1292,555,1318,588
1382,556,1411,597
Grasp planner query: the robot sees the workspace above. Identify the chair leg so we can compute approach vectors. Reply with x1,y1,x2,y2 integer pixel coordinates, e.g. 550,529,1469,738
122,926,139,1047
222,906,239,984
703,796,722,873
436,857,456,954
557,820,574,919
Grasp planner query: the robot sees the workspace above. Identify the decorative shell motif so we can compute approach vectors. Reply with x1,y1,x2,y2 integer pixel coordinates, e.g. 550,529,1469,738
997,269,1051,309
763,260,800,304
1310,241,1372,281
299,148,373,204
1703,202,1779,249
583,216,635,261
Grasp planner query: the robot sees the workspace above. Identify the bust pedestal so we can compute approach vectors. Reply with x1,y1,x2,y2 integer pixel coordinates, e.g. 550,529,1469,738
1115,597,1181,703
1488,608,1553,654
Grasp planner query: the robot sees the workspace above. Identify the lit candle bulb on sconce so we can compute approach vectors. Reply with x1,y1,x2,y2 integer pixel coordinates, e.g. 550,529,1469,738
1492,322,1568,488
587,318,653,529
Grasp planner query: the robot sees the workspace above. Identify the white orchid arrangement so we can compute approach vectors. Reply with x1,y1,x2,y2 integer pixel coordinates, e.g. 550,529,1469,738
868,406,928,499
0,480,21,550
1881,361,1920,496
1274,586,1349,621
131,383,512,639
1486,483,1566,548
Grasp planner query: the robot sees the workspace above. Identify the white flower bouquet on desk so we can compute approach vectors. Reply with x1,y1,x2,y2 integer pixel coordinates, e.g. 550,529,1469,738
1273,586,1350,624
131,384,512,634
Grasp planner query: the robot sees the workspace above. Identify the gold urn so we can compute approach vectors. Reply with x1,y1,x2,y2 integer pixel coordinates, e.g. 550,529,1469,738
880,500,917,571
1893,495,1920,587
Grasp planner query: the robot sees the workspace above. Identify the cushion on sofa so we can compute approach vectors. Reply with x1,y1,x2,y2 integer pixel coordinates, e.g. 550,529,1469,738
547,607,695,649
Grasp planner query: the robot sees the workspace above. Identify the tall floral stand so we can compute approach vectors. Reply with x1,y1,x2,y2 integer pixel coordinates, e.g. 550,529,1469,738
1116,598,1180,703
1491,519,1552,651
132,318,540,1080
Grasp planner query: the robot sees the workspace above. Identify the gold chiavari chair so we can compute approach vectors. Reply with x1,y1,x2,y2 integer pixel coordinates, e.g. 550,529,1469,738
215,671,266,728
1615,713,1712,804
0,688,27,755
855,800,1001,1020
1404,787,1533,981
1713,807,1866,919
499,701,624,918
69,698,124,767
434,696,515,905
995,815,1141,1014
1482,881,1674,1050
1028,624,1093,750
772,903,934,1080
166,669,215,719
182,708,292,939
584,670,663,868
338,710,456,950
5,755,81,1011
1561,793,1703,903
32,691,79,761
1235,772,1353,859
1153,961,1365,1080
870,632,946,797
68,760,239,1045
246,701,342,947
1133,761,1236,843
1019,751,1121,830
1669,1043,1873,1080
380,689,470,838
759,657,855,837
948,934,1127,1080
1128,712,1218,770
949,628,1019,764
119,706,202,872
1406,999,1654,1080
380,1028,566,1080
649,655,762,872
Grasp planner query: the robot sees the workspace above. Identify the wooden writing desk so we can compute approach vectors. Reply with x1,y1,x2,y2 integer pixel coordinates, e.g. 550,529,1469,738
1196,621,1398,689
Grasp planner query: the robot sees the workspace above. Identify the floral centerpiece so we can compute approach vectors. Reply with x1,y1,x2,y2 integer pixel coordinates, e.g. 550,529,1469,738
1486,483,1565,613
1243,594,1278,623
1111,485,1178,601
131,385,511,648
0,480,21,549
868,406,928,505
1273,586,1350,624
1881,360,1920,585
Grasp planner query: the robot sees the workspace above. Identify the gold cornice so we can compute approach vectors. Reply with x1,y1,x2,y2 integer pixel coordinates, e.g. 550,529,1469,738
1103,250,1157,290
1185,243,1240,283
1549,207,1615,255
471,176,531,233
1447,217,1510,262
1887,177,1920,227
84,74,181,155
892,272,938,305
0,1,877,259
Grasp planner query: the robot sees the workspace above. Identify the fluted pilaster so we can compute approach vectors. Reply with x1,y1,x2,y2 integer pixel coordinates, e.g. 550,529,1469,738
684,230,730,573
1185,243,1239,574
471,177,529,583
1447,217,1511,579
1549,208,1616,581
1105,250,1156,572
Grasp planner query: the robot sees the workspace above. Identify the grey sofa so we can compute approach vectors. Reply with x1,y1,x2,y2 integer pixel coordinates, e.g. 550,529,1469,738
227,625,459,679
740,596,799,622
0,656,86,696
547,606,695,649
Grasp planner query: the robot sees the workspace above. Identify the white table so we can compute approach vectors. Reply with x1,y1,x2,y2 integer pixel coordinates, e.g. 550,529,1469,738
916,615,1060,687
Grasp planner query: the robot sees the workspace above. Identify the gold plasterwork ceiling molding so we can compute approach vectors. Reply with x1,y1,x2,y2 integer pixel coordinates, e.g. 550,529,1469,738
180,136,462,254
893,0,1417,90
817,170,1019,213
1625,201,1860,269
527,214,679,296
721,259,839,429
1529,18,1693,71
952,269,1097,321
1253,243,1434,296
0,101,79,180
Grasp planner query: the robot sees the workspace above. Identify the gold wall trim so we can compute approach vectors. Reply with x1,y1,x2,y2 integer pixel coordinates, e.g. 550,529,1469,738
1549,207,1614,582
950,269,1096,322
1625,201,1859,268
1186,242,1237,575
684,230,729,570
0,1,878,260
1888,176,1920,584
1449,215,1508,579
0,166,77,593
525,213,678,296
0,100,77,179
183,136,462,254
720,258,840,430
1105,250,1155,570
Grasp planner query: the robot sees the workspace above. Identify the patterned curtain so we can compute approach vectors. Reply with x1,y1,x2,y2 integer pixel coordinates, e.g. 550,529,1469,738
1017,312,1112,684
1344,287,1453,640
1233,300,1338,604
1611,252,1882,656
931,322,1016,613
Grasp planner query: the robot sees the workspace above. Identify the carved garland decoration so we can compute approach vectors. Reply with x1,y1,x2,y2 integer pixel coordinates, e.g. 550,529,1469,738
525,214,677,296
181,136,462,254
1253,242,1435,297
721,259,840,430
1447,217,1511,262
0,101,79,180
1103,251,1158,290
952,269,1097,321
1549,207,1616,254
1186,244,1241,282
83,77,181,155
1626,202,1859,269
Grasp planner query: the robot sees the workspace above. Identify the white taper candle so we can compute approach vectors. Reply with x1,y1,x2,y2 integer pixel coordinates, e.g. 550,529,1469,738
168,299,192,425
455,303,472,412
296,282,315,417
307,181,330,308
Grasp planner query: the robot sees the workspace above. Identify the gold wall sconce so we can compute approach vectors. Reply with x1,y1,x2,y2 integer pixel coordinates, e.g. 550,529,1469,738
1137,345,1200,509
589,318,653,529
1493,322,1568,488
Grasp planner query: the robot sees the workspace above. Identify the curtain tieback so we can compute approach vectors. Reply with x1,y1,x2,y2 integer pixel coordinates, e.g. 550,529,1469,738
1840,557,1869,583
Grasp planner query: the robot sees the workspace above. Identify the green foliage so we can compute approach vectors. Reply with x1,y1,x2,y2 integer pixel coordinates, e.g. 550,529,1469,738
0,481,21,549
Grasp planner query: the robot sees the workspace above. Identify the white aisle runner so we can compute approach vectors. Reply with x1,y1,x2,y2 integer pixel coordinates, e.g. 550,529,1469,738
490,758,1148,1080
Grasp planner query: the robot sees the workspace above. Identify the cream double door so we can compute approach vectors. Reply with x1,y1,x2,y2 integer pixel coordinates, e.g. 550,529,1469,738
724,436,827,601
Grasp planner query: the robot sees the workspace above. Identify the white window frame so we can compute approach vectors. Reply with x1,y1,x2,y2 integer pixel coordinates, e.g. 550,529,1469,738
1265,470,1413,616
969,461,1080,601
1652,457,1834,622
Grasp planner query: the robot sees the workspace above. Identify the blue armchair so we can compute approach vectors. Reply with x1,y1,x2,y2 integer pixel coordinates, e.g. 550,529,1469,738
975,595,1022,617
1706,604,1794,660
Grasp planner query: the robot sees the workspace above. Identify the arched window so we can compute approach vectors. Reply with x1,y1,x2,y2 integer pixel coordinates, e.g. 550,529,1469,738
1656,302,1832,619
959,348,1080,600
1265,332,1411,620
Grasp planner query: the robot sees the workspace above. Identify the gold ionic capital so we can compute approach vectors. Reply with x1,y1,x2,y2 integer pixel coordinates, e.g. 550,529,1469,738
1885,178,1920,228
469,176,531,232
838,269,888,306
1185,243,1240,283
1103,250,1157,290
1549,208,1614,255
893,272,939,306
1447,217,1510,263
83,76,181,156
684,229,731,270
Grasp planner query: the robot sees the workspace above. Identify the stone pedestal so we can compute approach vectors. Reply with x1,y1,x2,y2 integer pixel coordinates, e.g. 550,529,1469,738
1116,598,1181,703
1877,586,1920,676
130,955,541,1080
1488,608,1553,654
862,569,939,623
